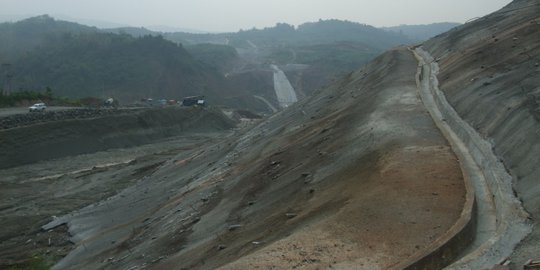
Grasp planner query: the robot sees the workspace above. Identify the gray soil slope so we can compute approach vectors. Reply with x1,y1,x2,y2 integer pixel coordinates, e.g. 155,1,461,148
0,133,226,268
0,107,235,169
0,107,237,268
33,48,465,270
422,0,540,267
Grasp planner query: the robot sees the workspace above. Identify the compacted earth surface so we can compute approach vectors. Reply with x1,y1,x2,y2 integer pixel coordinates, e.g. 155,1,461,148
0,48,466,270
0,133,226,268
0,107,237,268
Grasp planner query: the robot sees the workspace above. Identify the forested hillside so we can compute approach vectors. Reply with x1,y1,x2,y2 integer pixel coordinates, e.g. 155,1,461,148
163,20,412,96
185,43,240,72
0,15,97,62
383,22,461,42
165,19,411,48
0,15,253,107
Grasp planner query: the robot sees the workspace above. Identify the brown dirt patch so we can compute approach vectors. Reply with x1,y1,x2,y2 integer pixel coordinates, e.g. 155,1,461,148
218,145,464,270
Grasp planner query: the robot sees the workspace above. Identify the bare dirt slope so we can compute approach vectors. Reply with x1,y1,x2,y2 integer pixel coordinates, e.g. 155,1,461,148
0,107,237,268
422,0,540,267
25,48,466,270
0,133,224,268
0,107,235,169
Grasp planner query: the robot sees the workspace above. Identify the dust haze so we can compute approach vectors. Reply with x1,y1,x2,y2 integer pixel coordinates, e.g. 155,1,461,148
2,0,513,32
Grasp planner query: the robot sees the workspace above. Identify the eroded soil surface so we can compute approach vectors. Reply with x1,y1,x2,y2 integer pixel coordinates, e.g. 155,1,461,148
0,133,227,268
0,48,467,270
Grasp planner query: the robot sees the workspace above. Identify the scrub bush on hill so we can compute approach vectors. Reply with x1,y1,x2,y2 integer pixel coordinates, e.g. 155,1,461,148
0,88,81,107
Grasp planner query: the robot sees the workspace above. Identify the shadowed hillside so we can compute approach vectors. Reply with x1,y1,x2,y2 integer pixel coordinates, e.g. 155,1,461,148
383,22,461,42
0,16,270,112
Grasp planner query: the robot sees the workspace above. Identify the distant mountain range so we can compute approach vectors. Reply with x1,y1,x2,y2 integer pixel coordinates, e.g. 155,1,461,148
161,20,411,48
383,22,461,42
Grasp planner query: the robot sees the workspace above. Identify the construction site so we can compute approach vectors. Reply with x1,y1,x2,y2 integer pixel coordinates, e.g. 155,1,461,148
0,0,539,269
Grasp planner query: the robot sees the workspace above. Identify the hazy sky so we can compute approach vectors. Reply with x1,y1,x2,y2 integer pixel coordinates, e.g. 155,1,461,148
1,0,513,32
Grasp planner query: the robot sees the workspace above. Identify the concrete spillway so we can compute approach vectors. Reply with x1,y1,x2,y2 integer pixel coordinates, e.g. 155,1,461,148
271,64,298,108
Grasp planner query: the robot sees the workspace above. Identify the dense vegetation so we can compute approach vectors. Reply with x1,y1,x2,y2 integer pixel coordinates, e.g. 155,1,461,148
270,42,376,67
0,15,97,62
0,88,81,107
165,20,411,49
103,26,157,37
383,22,460,42
0,15,237,103
163,20,415,96
0,15,457,112
185,43,239,72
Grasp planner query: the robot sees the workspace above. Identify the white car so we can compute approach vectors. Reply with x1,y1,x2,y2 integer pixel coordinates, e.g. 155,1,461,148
29,103,47,112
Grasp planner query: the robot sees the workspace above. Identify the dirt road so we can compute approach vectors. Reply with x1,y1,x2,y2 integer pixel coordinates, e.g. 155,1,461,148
414,47,530,269
0,106,78,117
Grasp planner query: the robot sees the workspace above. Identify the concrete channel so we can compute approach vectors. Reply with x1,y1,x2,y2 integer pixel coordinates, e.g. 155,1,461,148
271,64,298,108
400,47,531,269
